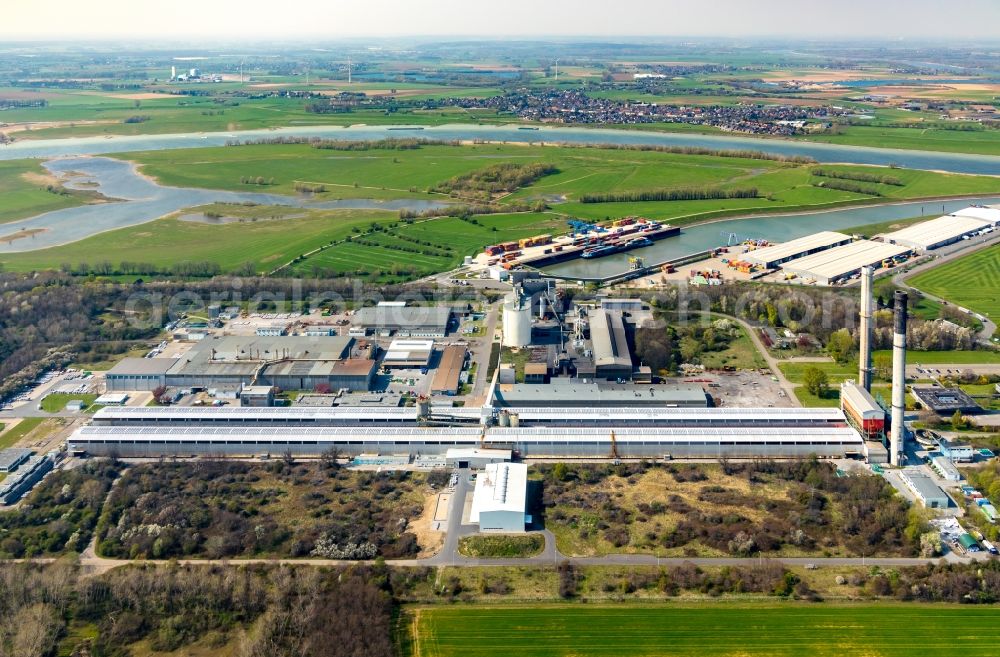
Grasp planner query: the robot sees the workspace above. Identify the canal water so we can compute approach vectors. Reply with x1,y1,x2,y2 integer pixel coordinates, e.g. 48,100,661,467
543,197,1000,279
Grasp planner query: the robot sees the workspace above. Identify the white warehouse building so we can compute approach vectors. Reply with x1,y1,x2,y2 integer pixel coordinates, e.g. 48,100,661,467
780,240,911,285
882,209,998,251
470,462,529,532
743,231,853,269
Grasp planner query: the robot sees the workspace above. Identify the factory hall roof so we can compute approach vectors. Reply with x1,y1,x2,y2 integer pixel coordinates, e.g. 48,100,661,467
840,382,884,418
106,357,177,376
900,470,949,502
742,231,852,267
431,345,467,393
910,385,982,414
470,462,528,521
493,382,709,406
588,308,632,370
882,213,993,249
353,306,452,329
950,205,1000,224
0,448,33,471
780,240,910,282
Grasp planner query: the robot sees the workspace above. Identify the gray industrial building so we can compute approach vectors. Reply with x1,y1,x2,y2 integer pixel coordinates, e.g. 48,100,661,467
588,308,634,380
911,386,982,416
0,448,33,473
105,358,175,392
105,336,376,393
899,470,950,509
352,306,452,337
492,382,709,408
0,454,53,506
69,404,862,459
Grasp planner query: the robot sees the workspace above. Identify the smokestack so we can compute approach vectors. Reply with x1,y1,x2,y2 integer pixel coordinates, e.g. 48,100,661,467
538,295,547,320
858,266,874,391
890,290,908,466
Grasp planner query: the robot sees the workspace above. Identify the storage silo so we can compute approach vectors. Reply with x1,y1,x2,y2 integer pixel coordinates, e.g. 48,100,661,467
502,289,532,348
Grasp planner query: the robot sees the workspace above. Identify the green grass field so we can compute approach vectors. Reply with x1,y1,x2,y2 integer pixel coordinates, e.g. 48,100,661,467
39,393,98,413
410,604,1000,657
908,244,1000,320
0,160,92,225
288,211,565,280
872,349,1000,364
0,209,397,274
0,417,44,449
778,360,858,383
803,124,1000,157
123,144,1000,218
5,140,1000,278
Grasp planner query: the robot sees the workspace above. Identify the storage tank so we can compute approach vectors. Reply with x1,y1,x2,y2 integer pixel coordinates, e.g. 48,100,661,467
502,289,532,347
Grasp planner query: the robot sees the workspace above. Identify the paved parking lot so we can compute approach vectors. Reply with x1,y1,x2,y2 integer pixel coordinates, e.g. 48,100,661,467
702,370,793,408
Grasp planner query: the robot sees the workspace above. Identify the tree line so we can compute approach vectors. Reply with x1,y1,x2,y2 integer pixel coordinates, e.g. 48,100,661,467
580,187,759,204
812,179,884,196
431,162,558,199
398,200,546,220
572,142,817,163
811,168,904,186
224,136,453,150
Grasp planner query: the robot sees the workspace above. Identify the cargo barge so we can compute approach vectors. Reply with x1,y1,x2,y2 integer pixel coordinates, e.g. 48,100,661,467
483,218,680,270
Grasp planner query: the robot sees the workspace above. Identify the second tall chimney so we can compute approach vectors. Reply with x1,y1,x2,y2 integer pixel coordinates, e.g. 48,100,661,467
890,290,908,466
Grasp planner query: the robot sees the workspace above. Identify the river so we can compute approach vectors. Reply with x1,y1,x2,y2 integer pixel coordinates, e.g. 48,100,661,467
0,157,451,253
3,123,1000,175
3,124,1000,263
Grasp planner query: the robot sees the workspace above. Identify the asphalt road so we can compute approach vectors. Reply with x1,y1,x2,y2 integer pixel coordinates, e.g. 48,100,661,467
30,544,982,575
732,315,802,404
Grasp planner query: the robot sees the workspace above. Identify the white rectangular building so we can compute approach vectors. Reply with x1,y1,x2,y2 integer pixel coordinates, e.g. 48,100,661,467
94,393,129,406
382,338,434,369
952,206,1000,225
931,455,962,482
780,240,911,285
743,231,853,269
882,213,993,251
469,462,528,532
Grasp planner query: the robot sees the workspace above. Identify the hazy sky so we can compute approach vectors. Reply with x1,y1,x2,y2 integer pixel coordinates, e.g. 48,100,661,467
5,0,1000,40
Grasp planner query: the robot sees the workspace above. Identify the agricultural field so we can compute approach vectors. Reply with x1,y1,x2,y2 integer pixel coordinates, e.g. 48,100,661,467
0,87,513,141
908,244,1000,321
410,604,1000,657
289,212,564,280
537,460,921,558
